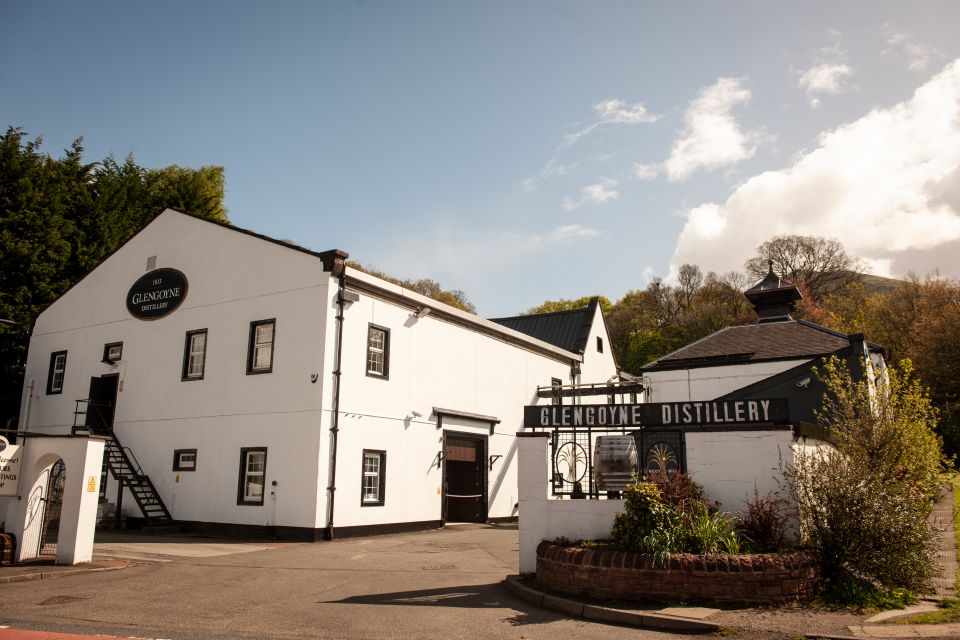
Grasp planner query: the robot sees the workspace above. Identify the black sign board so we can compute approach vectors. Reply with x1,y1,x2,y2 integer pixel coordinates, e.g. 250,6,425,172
524,398,789,429
126,268,188,320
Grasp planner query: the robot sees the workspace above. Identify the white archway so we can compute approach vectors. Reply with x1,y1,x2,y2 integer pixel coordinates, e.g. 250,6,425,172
2,435,105,565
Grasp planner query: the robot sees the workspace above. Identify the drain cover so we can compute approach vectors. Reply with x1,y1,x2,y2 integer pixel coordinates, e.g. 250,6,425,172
421,564,456,571
38,595,88,606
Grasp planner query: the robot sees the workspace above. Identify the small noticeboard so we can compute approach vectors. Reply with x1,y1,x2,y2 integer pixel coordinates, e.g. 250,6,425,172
0,436,22,497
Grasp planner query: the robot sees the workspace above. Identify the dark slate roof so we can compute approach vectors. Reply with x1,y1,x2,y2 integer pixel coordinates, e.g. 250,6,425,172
641,320,855,371
489,298,598,354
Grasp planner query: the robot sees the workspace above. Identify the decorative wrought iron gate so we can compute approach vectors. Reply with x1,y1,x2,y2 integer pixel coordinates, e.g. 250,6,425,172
549,428,687,497
39,459,65,556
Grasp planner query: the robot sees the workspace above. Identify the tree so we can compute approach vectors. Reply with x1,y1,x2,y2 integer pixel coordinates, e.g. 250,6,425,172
522,295,613,316
347,262,476,313
0,126,228,430
745,235,862,301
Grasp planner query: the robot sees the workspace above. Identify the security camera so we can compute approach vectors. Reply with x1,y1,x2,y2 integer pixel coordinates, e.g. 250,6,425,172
310,373,319,383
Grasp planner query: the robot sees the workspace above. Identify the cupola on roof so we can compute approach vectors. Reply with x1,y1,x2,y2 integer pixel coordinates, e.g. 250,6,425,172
744,261,803,323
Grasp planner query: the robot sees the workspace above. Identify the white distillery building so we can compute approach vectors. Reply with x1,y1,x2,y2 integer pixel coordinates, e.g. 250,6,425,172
9,208,618,540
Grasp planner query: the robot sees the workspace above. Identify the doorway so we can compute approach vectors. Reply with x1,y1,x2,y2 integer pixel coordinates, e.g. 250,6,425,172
38,459,65,556
86,374,118,434
442,433,487,523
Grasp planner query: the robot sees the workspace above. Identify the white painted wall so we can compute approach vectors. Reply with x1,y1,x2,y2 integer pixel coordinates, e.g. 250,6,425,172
685,429,796,513
327,271,618,528
517,433,623,573
18,210,619,533
646,360,808,403
21,210,331,529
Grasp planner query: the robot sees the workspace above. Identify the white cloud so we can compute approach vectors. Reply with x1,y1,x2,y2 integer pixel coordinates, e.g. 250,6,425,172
799,63,854,108
665,77,767,181
502,224,604,246
667,59,960,281
523,98,658,191
562,177,619,210
522,159,578,193
633,162,660,180
885,30,942,72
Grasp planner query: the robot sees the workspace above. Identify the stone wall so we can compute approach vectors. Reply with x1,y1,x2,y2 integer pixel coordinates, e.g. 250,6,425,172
536,542,821,605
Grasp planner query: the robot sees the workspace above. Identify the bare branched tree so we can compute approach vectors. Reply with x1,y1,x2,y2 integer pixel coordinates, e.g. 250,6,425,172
744,235,862,301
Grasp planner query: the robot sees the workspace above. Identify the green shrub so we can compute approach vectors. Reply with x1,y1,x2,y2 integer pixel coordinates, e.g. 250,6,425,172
819,578,916,609
611,481,676,552
611,478,745,562
789,448,937,591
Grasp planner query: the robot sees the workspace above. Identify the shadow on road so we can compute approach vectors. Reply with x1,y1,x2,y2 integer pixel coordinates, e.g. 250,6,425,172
321,581,562,626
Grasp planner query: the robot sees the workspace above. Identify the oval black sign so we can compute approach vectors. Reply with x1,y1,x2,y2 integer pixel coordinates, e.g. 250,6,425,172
126,268,188,320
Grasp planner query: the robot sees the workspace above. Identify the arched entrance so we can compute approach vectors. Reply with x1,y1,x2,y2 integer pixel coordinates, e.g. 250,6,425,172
38,459,65,556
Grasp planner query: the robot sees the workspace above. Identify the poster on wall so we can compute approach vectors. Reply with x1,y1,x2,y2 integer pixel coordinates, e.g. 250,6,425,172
0,436,22,497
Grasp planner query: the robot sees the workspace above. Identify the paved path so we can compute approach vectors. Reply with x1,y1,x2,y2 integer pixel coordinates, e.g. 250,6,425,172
928,483,957,597
0,526,686,640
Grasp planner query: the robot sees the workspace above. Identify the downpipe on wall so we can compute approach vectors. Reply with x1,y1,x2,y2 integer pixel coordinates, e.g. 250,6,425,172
324,270,347,540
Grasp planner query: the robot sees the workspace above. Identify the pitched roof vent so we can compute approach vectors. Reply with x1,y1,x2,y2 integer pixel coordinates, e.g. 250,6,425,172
744,261,803,323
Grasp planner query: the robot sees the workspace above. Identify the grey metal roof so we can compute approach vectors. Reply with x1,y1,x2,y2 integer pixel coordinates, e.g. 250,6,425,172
489,298,598,354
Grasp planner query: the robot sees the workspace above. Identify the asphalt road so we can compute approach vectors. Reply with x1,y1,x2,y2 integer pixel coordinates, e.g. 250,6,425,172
0,525,694,640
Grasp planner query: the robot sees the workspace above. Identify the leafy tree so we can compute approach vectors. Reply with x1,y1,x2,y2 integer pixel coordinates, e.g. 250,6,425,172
745,235,862,301
0,126,228,429
347,262,476,313
522,295,613,316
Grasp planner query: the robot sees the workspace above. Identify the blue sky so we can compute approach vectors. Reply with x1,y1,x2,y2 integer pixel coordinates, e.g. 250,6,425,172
3,1,960,315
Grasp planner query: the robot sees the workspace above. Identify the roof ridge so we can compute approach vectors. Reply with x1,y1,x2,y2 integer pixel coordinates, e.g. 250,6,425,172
489,306,591,322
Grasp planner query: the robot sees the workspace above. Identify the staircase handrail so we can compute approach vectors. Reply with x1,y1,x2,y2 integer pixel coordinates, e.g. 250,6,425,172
120,445,145,477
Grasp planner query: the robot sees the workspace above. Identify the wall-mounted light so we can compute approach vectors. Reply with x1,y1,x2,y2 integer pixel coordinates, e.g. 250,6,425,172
406,410,423,420
796,377,811,389
338,290,360,307
413,306,431,318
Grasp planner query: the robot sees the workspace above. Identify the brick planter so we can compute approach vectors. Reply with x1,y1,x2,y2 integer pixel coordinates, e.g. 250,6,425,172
536,541,821,605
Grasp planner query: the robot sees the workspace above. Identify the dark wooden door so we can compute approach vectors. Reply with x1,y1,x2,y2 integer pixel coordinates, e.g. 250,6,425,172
444,436,486,523
86,375,118,434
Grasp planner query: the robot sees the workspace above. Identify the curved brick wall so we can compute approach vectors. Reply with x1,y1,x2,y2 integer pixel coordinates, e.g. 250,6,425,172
536,541,821,605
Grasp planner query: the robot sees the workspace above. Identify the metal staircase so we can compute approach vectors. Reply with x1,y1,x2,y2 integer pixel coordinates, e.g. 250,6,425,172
74,399,174,527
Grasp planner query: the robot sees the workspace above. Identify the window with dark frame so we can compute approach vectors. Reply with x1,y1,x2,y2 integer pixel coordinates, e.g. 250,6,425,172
361,449,386,506
551,377,563,406
46,350,68,395
597,336,604,353
366,324,390,378
247,319,275,374
103,342,123,364
237,447,267,505
173,449,198,471
182,329,208,380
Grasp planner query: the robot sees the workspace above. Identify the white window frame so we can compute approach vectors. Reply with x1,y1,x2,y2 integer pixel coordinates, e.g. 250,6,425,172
361,449,386,506
173,449,197,471
248,319,275,374
366,324,389,378
47,351,67,394
238,447,267,505
183,329,207,380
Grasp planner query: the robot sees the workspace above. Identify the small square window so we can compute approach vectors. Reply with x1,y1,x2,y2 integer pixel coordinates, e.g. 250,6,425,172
366,324,390,379
361,450,386,506
103,342,123,364
247,319,275,374
47,351,68,395
173,449,197,471
182,329,208,381
238,447,267,505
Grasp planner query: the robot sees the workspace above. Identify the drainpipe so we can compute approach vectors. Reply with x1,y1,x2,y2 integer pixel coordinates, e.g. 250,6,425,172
324,270,347,540
21,379,34,434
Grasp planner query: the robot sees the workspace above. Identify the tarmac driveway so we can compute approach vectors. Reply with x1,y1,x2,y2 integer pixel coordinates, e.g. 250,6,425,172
0,525,687,640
